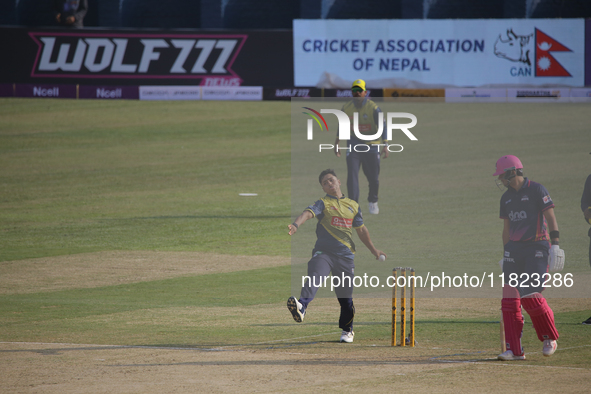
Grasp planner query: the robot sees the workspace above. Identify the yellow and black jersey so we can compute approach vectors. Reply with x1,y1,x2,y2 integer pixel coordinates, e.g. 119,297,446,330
305,194,364,259
341,98,386,146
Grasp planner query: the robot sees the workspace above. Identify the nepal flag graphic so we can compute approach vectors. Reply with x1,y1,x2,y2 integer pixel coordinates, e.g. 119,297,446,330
535,28,572,77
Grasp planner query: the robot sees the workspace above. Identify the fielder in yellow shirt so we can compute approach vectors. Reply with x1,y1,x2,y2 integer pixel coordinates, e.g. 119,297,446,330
334,79,388,214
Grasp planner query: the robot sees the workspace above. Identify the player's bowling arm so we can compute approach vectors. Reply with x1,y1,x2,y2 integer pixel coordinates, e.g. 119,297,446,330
288,210,314,236
355,225,384,259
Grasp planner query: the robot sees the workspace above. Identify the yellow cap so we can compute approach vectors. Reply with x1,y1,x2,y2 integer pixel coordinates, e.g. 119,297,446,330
351,79,366,91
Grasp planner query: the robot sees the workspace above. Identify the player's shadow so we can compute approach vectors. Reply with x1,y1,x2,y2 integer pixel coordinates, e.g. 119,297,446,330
257,320,501,327
103,214,291,220
110,358,440,367
256,321,389,327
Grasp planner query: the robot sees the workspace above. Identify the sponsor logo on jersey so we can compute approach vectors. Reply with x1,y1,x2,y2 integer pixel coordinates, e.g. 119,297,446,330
521,195,529,201
508,210,527,221
331,216,353,228
543,195,552,204
535,250,544,258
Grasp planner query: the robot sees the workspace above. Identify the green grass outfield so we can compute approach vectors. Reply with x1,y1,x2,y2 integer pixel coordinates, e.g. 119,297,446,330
0,99,291,260
1,98,590,390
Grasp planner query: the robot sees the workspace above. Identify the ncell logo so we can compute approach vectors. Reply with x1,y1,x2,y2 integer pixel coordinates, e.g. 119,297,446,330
494,28,572,77
302,107,417,153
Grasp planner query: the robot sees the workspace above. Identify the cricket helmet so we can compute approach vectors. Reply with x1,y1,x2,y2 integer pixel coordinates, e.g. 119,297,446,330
493,155,523,176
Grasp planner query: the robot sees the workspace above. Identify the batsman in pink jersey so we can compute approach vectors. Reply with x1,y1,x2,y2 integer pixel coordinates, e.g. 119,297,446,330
494,155,565,361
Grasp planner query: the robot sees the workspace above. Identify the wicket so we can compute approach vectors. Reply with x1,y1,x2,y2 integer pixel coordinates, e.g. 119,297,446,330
391,267,416,347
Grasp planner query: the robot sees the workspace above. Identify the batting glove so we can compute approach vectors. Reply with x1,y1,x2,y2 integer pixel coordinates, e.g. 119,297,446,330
548,245,565,272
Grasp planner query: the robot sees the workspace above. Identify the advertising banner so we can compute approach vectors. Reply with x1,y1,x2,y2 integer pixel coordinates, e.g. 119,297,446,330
0,27,293,87
507,88,571,102
445,88,507,102
294,19,585,88
385,88,445,98
138,85,263,101
14,84,77,98
570,88,591,101
79,85,139,99
323,88,383,98
0,84,13,97
201,86,262,101
263,87,321,100
139,86,202,100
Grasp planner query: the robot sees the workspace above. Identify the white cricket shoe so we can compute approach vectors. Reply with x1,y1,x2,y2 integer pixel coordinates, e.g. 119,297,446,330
543,339,557,357
368,202,379,214
340,330,354,343
497,350,526,361
287,296,305,323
